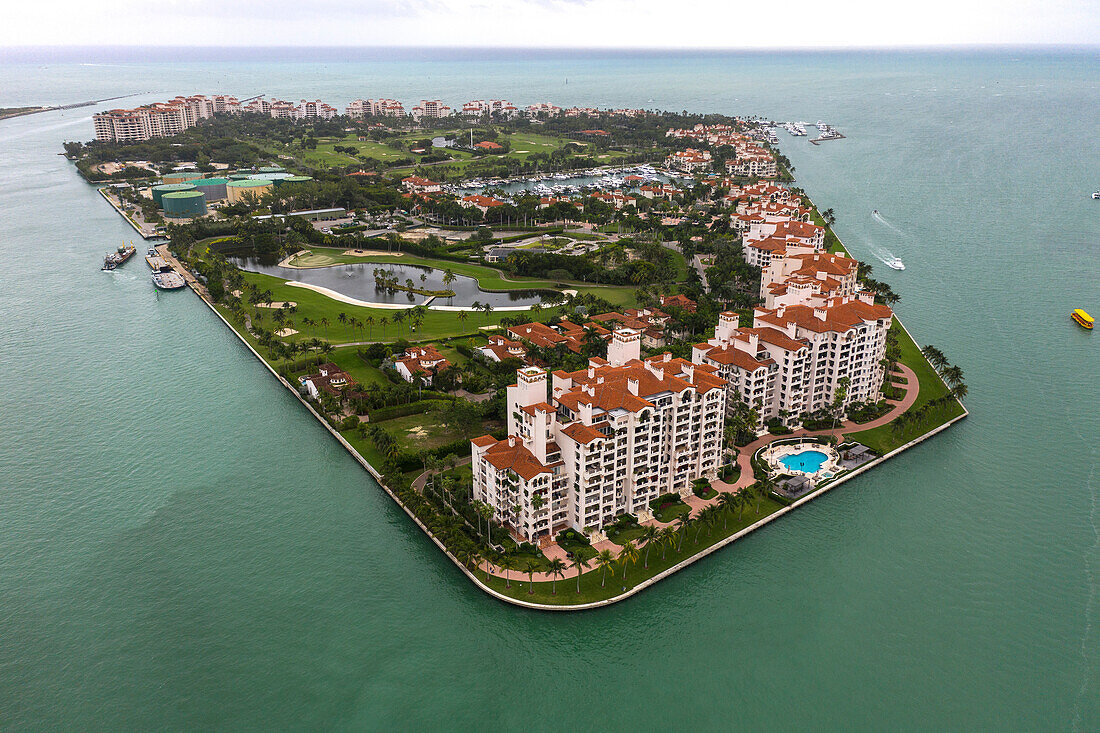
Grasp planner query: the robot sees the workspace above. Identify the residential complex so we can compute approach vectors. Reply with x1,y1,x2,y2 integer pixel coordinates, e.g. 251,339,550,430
345,99,406,117
693,291,892,430
471,329,727,543
93,94,238,142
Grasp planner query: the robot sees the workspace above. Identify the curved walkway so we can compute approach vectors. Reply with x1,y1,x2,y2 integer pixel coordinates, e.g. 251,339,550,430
476,363,920,584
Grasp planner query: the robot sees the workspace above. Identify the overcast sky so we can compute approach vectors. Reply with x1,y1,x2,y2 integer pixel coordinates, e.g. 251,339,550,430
6,0,1100,48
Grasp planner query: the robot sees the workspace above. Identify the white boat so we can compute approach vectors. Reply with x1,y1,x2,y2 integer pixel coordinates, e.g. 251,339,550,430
1092,190,1100,199
152,268,186,289
884,257,905,271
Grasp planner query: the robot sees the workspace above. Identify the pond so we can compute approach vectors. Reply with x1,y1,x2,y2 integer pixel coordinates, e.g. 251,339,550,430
229,257,558,308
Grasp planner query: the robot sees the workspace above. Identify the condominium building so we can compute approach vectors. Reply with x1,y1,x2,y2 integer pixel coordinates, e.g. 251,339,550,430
92,93,237,142
300,100,338,119
693,294,892,428
471,329,727,543
411,100,451,119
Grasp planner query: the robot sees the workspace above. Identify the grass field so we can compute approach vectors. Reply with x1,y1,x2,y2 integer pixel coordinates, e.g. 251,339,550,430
379,412,496,451
847,322,965,454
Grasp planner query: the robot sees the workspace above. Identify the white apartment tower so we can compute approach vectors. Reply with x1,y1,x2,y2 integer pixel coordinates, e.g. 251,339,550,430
472,329,727,543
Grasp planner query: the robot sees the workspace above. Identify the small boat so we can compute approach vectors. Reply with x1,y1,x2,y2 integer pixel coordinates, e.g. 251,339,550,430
1092,191,1100,200
872,209,878,216
1072,308,1094,330
884,257,905,271
102,243,136,271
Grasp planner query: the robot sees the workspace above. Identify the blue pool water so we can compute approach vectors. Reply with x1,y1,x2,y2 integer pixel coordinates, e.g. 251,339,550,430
779,450,829,474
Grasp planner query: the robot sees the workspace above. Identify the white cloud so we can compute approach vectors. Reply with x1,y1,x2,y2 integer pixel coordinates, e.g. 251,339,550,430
4,0,1098,47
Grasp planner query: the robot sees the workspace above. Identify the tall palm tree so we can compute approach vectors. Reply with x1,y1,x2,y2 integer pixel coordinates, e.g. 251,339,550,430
457,310,469,325
658,526,674,560
717,492,737,529
676,512,692,552
365,315,375,339
499,554,515,588
942,364,964,389
524,560,540,595
570,555,590,594
546,558,566,595
639,525,660,568
378,316,388,337
755,478,774,515
320,317,329,337
595,549,615,588
618,541,639,580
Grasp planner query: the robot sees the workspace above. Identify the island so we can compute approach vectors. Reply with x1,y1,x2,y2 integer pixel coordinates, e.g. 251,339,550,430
68,93,968,609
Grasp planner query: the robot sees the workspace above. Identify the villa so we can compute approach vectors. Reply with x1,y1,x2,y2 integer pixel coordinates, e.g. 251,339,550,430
394,345,450,384
303,363,354,400
402,176,442,194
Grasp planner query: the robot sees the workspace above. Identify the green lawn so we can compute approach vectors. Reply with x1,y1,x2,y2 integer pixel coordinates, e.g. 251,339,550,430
652,500,691,524
606,523,646,546
847,321,965,454
327,346,390,386
478,496,787,605
379,412,501,451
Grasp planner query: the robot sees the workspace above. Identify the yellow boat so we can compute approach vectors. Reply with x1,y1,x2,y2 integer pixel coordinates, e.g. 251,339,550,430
1072,309,1094,330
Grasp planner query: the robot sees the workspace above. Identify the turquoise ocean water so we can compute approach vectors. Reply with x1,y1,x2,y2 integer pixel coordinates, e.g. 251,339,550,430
1,48,1098,730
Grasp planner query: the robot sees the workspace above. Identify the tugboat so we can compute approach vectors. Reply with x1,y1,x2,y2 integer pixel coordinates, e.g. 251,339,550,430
101,243,136,271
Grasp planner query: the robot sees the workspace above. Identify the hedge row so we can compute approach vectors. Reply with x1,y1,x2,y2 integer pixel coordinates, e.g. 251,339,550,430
369,399,449,422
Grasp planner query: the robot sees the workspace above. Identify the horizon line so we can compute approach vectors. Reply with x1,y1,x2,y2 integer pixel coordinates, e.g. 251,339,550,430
4,42,1100,52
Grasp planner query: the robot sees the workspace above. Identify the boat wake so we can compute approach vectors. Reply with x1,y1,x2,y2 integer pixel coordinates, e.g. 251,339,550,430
866,242,905,271
872,209,906,235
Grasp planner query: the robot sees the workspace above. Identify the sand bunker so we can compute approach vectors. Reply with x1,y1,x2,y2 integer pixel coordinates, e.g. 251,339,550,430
275,328,298,337
255,301,297,308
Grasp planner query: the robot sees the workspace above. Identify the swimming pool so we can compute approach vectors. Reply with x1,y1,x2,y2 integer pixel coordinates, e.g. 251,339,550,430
778,450,829,474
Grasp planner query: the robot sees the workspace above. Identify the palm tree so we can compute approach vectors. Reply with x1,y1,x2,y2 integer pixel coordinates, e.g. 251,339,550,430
717,492,737,529
676,513,692,552
618,541,639,580
499,554,515,588
546,558,566,595
365,315,375,339
524,560,540,595
378,316,388,337
755,478,774,515
570,555,590,594
595,549,615,588
337,312,347,327
942,364,964,389
639,525,660,568
320,317,329,337
457,310,469,326
921,344,949,372
658,526,674,560
482,302,494,323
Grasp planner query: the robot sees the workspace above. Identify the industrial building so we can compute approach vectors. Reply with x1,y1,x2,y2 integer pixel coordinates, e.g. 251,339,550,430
161,190,207,218
226,179,273,204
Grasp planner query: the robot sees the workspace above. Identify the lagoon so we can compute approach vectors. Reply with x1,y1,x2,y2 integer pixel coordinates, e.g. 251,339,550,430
229,257,556,307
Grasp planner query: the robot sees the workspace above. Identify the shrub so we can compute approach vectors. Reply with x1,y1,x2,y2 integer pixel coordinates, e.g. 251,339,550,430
650,492,681,510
